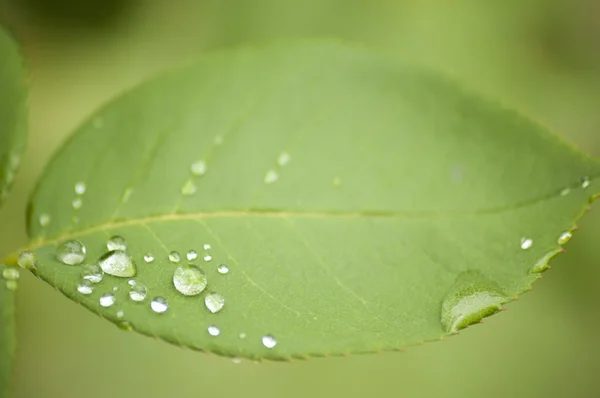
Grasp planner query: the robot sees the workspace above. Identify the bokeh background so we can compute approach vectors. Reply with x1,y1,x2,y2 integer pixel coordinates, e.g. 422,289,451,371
1,1,600,397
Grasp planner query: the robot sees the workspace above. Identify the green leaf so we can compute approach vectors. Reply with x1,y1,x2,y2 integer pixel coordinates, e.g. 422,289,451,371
0,26,27,397
19,41,600,360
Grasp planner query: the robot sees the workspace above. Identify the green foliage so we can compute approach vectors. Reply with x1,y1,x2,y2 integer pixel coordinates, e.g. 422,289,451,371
19,41,600,360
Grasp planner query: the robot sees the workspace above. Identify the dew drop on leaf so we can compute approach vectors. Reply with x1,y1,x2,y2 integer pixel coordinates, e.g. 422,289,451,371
239,332,246,339
17,251,37,269
107,235,127,251
203,243,211,250
181,180,197,196
56,240,87,265
2,267,19,281
207,325,220,336
262,335,277,349
77,280,94,295
39,213,51,227
186,250,197,261
520,237,533,250
98,250,136,277
169,251,181,263
74,182,86,195
129,283,147,302
217,264,229,274
143,253,154,263
190,160,207,176
264,169,279,184
581,176,591,189
557,231,573,245
205,292,225,313
232,357,241,364
116,310,125,319
173,265,207,296
150,297,168,313
277,151,291,166
560,188,570,196
81,264,103,283
72,197,83,210
99,293,116,308
203,254,212,262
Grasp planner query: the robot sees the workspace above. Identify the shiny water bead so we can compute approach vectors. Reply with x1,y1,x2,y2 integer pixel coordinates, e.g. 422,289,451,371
75,182,86,195
238,332,247,339
262,335,277,349
520,237,533,250
98,250,136,277
72,197,83,210
203,243,211,250
203,254,212,262
150,297,168,313
181,180,197,196
77,280,94,295
17,251,37,269
205,292,225,313
169,251,181,263
116,310,125,319
81,264,103,283
207,325,220,336
277,151,291,166
173,266,207,296
190,160,207,176
143,253,154,263
264,169,279,184
39,214,51,227
56,240,87,265
187,250,198,261
217,264,229,274
107,236,127,251
581,176,591,189
129,283,148,302
558,231,573,245
99,293,116,308
2,267,19,281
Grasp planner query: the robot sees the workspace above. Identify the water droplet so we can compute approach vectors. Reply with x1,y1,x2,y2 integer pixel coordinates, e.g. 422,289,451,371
5,280,18,291
150,297,168,313
39,214,51,227
217,264,229,274
77,280,94,295
558,231,573,245
128,279,136,286
129,283,147,302
169,251,181,263
75,182,86,195
207,325,220,336
143,253,154,263
56,240,87,265
262,335,277,349
190,160,207,176
2,267,19,281
277,151,291,166
81,264,103,283
72,197,83,210
264,169,279,184
232,357,242,364
99,293,116,308
333,176,342,187
238,332,246,339
205,292,225,313
173,265,207,296
107,236,127,251
112,286,119,292
440,271,507,333
17,251,37,269
520,237,533,250
181,180,197,196
582,176,591,189
204,255,212,262
98,250,136,277
187,250,197,261
116,310,125,318
560,188,570,196
203,243,211,250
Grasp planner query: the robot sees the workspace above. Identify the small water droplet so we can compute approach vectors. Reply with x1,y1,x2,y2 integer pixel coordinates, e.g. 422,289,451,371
264,169,279,184
150,297,168,313
217,264,229,274
203,243,211,250
56,240,87,265
81,264,103,283
100,293,116,308
107,236,127,251
205,292,225,313
187,250,197,261
238,332,246,339
181,180,197,196
190,160,207,176
333,176,342,187
17,251,37,269
207,325,220,336
77,280,94,295
581,176,591,189
558,231,573,245
2,267,19,281
72,197,83,210
116,310,125,318
262,335,277,349
75,182,86,195
128,279,136,286
232,357,241,364
173,265,207,296
39,214,51,227
5,280,18,291
143,253,154,263
113,286,119,292
204,255,212,262
169,251,181,263
129,283,147,302
277,151,291,166
440,271,507,333
98,250,136,277
520,237,533,250
560,188,570,196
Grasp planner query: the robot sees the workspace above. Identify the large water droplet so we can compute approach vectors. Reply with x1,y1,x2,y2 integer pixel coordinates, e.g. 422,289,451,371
81,264,103,283
187,250,197,261
581,176,591,189
277,152,291,166
129,283,147,302
173,265,207,296
520,237,533,250
107,236,127,251
440,271,507,333
169,251,181,263
77,280,94,295
56,240,87,265
557,231,573,245
2,267,19,281
143,253,154,263
72,197,83,210
98,250,136,277
181,180,197,196
39,214,51,227
205,292,225,313
190,160,207,176
75,182,86,195
99,293,116,308
150,297,168,313
207,325,220,336
17,251,36,269
262,335,277,349
217,264,229,274
264,169,279,184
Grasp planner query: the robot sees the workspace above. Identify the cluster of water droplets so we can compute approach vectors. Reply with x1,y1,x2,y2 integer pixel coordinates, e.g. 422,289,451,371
1,263,20,291
263,151,292,185
181,160,208,196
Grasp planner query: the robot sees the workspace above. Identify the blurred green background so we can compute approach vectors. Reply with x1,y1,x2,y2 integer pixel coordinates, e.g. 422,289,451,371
1,1,600,397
